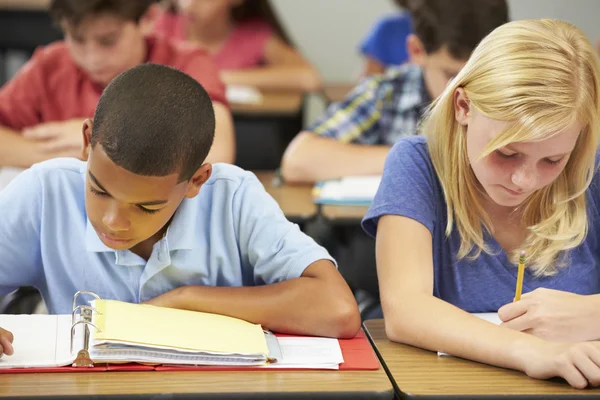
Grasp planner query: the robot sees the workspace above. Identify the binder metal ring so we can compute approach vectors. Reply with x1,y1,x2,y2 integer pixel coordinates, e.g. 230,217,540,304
70,291,102,367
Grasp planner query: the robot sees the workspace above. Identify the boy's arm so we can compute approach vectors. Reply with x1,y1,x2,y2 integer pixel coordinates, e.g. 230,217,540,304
0,126,41,168
0,167,44,295
0,124,83,168
146,173,361,338
147,259,360,338
0,46,80,167
204,102,235,164
281,76,389,183
281,132,390,183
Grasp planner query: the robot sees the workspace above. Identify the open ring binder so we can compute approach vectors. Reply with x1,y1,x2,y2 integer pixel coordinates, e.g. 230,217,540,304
70,291,102,367
0,293,374,372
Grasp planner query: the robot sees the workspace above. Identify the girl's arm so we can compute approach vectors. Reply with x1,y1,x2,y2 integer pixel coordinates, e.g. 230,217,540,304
220,35,321,92
377,214,600,389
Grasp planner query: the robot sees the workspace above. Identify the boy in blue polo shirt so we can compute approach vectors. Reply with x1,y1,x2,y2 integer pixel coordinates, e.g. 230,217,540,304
0,64,360,357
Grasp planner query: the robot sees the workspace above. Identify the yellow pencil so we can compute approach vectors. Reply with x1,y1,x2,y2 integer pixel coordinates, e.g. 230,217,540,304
514,251,526,301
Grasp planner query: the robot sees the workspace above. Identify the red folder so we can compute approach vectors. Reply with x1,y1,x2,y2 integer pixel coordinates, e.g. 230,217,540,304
0,329,379,374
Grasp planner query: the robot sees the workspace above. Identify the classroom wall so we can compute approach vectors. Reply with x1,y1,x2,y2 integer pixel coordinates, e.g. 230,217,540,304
273,0,600,83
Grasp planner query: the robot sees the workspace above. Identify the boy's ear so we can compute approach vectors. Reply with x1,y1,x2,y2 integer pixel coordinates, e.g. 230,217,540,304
81,119,93,161
406,34,427,67
454,88,471,126
185,163,212,198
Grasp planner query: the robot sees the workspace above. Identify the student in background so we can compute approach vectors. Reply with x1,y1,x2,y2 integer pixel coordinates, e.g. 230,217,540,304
364,19,600,388
0,64,360,359
153,0,321,92
281,0,508,184
359,0,412,76
0,0,235,168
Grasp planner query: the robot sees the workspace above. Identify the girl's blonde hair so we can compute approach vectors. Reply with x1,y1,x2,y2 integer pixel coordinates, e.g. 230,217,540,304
424,19,600,275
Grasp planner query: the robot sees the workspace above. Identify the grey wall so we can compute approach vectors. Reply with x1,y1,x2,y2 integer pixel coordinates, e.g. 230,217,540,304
273,0,600,83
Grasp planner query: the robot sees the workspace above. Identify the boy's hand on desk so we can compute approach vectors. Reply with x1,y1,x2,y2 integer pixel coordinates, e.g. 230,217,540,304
143,287,183,309
23,119,85,154
521,340,600,389
0,327,14,357
498,288,600,342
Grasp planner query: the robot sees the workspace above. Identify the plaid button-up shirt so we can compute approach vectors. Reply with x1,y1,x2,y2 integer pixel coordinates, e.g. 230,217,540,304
311,64,431,145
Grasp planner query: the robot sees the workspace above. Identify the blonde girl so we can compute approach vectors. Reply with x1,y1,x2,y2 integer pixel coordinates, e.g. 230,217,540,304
363,19,600,388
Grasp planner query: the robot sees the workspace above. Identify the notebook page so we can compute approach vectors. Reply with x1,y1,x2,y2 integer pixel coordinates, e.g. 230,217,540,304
0,314,74,368
317,176,382,201
92,300,269,356
474,312,501,325
261,337,343,370
226,85,263,104
339,176,382,199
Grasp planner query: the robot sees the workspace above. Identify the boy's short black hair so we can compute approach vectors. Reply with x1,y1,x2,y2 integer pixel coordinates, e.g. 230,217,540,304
91,63,215,182
402,0,509,60
50,0,155,27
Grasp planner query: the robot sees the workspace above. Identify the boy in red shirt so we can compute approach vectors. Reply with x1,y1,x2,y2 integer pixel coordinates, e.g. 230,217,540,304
0,0,234,168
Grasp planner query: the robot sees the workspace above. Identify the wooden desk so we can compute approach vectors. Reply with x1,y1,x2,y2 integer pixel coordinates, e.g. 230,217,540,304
0,326,395,400
0,0,49,10
255,171,317,223
364,319,600,399
0,370,393,399
232,92,304,171
321,205,369,224
323,83,355,104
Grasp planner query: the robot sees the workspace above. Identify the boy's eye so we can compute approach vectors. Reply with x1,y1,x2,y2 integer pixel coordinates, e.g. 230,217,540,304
70,35,85,44
138,206,160,215
98,37,117,47
89,186,107,196
90,185,162,215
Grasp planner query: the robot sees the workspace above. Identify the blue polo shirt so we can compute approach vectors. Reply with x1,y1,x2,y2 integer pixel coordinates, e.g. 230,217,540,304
0,159,334,314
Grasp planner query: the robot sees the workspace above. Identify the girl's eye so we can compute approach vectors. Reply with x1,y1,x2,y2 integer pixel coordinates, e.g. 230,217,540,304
495,149,518,159
545,157,564,166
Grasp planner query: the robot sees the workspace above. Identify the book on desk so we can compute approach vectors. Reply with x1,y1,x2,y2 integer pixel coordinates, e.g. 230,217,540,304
313,176,382,206
0,291,378,373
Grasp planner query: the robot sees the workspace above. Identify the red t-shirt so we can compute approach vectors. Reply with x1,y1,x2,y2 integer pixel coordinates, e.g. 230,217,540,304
0,35,227,131
153,12,273,70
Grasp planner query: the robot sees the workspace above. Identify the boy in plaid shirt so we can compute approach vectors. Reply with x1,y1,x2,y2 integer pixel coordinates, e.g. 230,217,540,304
282,0,509,184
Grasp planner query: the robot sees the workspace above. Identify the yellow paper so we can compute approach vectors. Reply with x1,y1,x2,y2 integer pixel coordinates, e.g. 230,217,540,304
92,300,268,356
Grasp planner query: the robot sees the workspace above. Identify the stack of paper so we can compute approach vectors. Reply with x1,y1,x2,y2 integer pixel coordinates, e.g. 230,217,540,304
313,175,382,206
90,300,270,366
226,85,263,104
264,337,344,370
